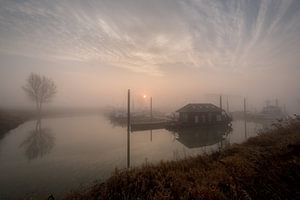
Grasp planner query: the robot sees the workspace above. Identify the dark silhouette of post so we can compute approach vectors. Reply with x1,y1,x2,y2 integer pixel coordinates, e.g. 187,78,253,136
244,119,247,139
244,98,246,118
219,95,222,110
226,97,229,113
127,89,131,168
244,98,247,139
150,97,153,142
150,97,153,121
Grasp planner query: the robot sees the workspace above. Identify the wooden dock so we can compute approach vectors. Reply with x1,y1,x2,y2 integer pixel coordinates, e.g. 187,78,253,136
131,120,171,132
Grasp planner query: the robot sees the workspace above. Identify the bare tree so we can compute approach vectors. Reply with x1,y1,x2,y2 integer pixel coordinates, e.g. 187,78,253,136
23,73,57,114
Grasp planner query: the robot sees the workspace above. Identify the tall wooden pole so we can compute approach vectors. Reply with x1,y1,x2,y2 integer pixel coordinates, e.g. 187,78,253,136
150,97,153,121
244,98,247,138
244,118,247,139
150,97,153,142
127,89,131,168
226,96,229,113
219,95,222,110
244,98,246,118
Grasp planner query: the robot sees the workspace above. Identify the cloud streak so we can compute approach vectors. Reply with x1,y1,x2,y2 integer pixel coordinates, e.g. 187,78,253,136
0,0,300,75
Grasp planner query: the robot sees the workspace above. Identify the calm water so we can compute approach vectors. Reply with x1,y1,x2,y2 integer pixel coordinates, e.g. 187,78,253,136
0,114,266,199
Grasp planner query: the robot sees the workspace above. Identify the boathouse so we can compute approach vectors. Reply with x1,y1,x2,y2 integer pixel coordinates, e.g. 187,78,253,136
176,103,230,125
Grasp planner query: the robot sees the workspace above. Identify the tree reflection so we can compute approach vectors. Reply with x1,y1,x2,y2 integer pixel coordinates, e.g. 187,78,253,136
20,118,55,161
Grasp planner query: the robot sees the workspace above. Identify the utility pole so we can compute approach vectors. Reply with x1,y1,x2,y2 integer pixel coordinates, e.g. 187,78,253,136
127,89,131,168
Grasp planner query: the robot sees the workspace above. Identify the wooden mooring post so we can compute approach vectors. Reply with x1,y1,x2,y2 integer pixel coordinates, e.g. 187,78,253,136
150,97,153,142
150,97,153,121
244,98,247,139
244,98,246,118
226,96,229,113
127,89,131,168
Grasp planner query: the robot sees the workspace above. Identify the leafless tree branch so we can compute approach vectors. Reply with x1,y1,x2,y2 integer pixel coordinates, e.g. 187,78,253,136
23,73,57,114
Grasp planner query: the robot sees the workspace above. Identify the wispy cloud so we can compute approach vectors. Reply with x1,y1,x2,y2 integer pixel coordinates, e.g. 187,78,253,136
0,0,300,75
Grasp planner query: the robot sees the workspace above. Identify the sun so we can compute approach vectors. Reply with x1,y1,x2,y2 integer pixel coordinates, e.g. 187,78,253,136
143,95,147,99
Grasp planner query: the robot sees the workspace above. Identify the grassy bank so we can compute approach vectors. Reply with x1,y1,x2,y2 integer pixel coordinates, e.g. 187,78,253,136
0,110,31,138
65,117,300,200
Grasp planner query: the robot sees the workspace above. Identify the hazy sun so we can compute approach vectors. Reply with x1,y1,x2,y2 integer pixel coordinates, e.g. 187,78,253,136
143,95,147,99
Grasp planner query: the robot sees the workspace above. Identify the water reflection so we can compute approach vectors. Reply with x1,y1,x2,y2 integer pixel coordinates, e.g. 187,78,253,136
243,118,275,138
19,118,55,161
1,116,269,199
108,116,126,128
172,125,232,149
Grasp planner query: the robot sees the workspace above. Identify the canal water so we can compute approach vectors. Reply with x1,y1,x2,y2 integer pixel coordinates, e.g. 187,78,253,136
0,114,267,199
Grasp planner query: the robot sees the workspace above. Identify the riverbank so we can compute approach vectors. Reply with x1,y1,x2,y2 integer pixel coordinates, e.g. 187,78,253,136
0,110,31,139
65,117,300,200
0,108,103,139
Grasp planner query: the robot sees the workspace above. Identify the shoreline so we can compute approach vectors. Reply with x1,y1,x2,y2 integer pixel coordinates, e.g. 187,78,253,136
0,108,103,138
0,111,30,138
64,117,300,200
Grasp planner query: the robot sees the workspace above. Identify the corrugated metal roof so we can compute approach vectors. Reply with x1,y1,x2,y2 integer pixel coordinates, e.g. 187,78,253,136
176,103,222,113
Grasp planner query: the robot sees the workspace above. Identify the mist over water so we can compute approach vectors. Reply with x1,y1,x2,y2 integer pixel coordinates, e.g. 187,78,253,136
0,115,261,199
1,1,300,199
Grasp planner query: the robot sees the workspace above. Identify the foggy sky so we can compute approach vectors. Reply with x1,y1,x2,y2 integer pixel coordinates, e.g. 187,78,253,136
0,0,300,112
